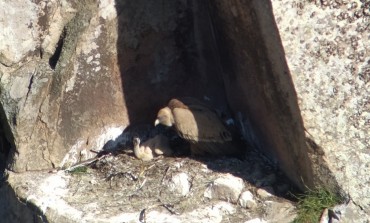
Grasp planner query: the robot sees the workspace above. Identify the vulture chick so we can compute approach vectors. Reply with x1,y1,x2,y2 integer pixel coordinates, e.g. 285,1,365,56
133,134,173,161
154,98,241,156
133,137,153,161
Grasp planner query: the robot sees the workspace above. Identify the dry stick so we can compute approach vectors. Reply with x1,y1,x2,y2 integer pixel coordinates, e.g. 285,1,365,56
138,178,147,190
160,203,180,215
161,166,171,184
66,153,111,172
139,208,146,223
139,200,180,223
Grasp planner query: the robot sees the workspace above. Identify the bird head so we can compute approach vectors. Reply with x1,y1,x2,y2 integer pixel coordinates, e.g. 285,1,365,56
132,137,141,146
154,107,173,127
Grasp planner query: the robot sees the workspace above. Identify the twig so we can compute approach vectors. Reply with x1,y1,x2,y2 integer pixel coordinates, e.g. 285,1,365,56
161,166,171,184
138,178,147,190
65,153,110,172
139,208,146,223
161,203,180,215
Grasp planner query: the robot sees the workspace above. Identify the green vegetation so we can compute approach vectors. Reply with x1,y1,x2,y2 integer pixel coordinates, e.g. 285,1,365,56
67,166,88,174
293,187,343,223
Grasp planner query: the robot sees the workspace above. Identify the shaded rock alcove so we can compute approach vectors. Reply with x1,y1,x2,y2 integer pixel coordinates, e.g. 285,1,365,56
4,0,370,222
0,0,315,190
116,0,313,190
117,0,230,124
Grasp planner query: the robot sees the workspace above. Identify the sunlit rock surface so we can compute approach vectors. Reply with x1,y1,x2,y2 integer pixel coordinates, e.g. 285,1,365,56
271,0,370,218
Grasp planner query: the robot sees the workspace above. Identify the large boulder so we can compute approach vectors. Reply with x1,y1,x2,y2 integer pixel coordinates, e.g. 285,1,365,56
0,0,233,172
208,0,315,190
271,0,370,215
203,0,369,220
0,0,128,172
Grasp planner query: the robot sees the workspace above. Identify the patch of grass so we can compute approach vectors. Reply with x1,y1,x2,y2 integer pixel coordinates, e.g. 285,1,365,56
67,166,88,175
293,187,343,223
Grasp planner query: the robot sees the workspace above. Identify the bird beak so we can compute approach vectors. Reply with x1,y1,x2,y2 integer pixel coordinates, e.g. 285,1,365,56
154,119,160,126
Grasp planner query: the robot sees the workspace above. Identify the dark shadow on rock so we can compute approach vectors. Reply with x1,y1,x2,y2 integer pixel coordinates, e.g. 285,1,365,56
115,0,230,124
206,0,316,191
0,104,15,175
99,123,191,158
191,149,302,200
0,182,48,223
0,107,47,222
0,128,10,180
113,0,317,195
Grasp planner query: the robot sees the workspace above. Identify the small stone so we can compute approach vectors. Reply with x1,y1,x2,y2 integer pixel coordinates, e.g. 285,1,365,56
167,172,190,196
213,201,236,215
173,162,183,169
204,174,244,204
321,203,348,223
264,200,296,223
86,55,93,63
336,201,367,222
89,179,97,185
244,218,267,223
320,208,330,223
200,164,210,173
238,190,257,209
257,187,274,199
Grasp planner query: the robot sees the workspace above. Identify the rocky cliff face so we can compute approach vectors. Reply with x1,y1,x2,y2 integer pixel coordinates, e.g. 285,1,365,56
0,0,233,173
0,0,129,172
271,0,370,216
0,0,369,222
208,0,314,191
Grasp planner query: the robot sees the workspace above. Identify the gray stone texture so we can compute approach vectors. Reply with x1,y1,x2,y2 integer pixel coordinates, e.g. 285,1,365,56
208,0,315,191
0,0,128,172
204,173,245,204
271,0,370,215
0,0,369,221
0,0,315,192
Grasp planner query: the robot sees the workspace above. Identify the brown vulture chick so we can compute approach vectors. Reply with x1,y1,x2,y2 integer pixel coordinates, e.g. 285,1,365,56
154,98,241,156
133,134,173,161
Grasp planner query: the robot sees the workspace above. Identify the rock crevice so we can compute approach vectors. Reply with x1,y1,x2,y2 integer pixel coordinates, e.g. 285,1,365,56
0,0,368,222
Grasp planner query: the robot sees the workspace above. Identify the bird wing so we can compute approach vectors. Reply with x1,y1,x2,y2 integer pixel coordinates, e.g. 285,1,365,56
168,97,211,111
142,134,173,156
172,106,232,143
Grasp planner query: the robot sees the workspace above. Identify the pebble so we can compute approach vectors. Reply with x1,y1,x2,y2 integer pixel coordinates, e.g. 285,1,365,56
238,190,257,209
264,200,296,223
167,172,190,196
213,201,236,215
244,218,267,223
204,173,244,204
257,187,274,198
